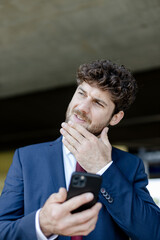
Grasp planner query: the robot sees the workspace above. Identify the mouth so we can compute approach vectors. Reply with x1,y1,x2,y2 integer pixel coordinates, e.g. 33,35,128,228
76,114,84,120
74,114,86,122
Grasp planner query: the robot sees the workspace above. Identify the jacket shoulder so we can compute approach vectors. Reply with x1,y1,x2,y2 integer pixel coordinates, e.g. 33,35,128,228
18,136,62,152
112,146,140,162
13,136,62,166
112,147,145,182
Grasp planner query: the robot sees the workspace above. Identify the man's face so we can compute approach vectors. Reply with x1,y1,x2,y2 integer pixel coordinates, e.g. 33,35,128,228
65,82,117,136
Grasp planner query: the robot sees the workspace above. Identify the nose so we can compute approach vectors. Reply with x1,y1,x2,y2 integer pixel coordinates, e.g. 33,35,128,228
78,99,91,114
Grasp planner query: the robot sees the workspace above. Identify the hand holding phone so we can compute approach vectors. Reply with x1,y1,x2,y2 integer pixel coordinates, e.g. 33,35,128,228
67,172,102,213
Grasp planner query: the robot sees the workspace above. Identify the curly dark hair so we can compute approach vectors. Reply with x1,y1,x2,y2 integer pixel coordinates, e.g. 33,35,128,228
77,60,138,113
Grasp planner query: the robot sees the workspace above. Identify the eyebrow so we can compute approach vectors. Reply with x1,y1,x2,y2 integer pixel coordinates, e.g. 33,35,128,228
78,86,108,107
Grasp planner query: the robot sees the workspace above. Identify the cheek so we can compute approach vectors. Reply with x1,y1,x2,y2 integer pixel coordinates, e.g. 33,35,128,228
91,111,105,124
93,111,110,125
69,96,79,108
67,101,78,116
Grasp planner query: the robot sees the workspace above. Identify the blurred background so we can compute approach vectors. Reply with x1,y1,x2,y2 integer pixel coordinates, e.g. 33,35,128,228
0,0,160,205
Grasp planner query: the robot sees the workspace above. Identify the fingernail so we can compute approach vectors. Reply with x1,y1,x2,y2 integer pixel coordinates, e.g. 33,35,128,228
86,193,93,200
60,128,64,133
68,121,73,126
61,122,66,127
98,202,102,210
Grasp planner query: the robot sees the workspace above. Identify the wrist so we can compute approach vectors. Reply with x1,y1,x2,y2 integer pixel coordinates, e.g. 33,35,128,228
97,161,113,175
39,209,52,237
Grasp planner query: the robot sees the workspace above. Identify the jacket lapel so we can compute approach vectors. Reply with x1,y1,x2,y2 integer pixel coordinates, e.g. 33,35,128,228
47,136,66,193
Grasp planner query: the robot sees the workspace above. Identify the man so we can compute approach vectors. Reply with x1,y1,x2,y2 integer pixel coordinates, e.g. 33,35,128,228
0,60,160,240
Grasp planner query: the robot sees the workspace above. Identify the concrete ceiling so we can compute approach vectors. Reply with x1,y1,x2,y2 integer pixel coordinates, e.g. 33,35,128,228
0,0,160,151
0,0,160,98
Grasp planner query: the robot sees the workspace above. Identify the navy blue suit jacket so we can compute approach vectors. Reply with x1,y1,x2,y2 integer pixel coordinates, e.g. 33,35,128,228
0,137,160,239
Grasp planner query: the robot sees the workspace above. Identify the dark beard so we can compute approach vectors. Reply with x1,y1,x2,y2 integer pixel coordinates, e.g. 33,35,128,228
65,107,111,136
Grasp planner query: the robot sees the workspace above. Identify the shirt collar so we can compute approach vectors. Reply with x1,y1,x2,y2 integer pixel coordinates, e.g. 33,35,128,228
62,137,71,155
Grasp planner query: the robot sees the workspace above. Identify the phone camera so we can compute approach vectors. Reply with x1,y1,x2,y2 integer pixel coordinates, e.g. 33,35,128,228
73,175,86,188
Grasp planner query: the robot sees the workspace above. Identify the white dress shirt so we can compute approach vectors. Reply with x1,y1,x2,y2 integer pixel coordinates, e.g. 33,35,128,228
35,143,113,240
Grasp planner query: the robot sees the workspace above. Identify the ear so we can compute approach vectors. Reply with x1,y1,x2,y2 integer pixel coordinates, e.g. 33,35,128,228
109,111,124,126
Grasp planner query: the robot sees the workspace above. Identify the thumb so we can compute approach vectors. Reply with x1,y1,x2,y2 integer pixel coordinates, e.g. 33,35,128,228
49,187,67,204
100,127,109,145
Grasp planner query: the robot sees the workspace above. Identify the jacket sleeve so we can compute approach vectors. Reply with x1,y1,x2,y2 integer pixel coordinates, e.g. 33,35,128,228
99,155,160,240
0,149,37,239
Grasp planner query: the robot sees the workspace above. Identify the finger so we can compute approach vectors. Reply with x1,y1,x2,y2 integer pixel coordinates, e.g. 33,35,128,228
73,202,102,223
100,127,110,146
62,137,77,155
60,127,80,148
49,188,67,204
64,192,94,213
68,121,94,140
65,202,102,236
67,216,98,236
61,122,84,143
64,215,97,236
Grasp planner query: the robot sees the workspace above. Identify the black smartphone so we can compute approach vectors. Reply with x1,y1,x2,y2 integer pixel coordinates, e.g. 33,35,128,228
67,172,102,213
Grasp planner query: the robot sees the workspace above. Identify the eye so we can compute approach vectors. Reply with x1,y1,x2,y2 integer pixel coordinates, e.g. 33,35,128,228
78,91,85,96
95,101,104,107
